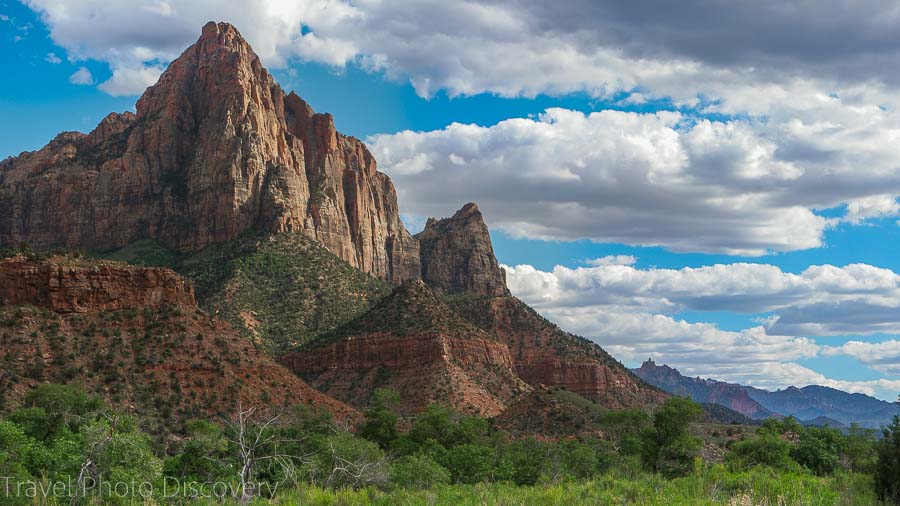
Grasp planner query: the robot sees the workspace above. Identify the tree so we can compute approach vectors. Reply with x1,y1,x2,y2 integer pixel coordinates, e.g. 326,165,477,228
359,388,400,449
844,423,876,474
643,397,703,477
444,443,494,484
222,402,310,502
389,454,450,489
791,426,843,476
875,414,900,503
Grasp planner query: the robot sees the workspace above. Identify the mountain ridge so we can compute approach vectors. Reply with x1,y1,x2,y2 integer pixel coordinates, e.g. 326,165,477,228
634,359,899,428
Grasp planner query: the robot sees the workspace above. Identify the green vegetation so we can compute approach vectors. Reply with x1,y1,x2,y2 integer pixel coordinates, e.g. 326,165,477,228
876,414,900,503
0,385,893,504
100,233,391,354
316,280,494,345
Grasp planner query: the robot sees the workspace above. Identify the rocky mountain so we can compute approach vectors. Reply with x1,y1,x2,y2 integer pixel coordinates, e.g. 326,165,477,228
0,254,359,436
0,22,419,284
634,359,899,428
281,280,530,417
744,384,899,429
416,202,509,297
424,207,666,409
634,359,775,419
0,21,671,421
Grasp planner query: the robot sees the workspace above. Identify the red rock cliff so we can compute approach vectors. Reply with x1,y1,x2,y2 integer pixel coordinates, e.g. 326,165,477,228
0,22,419,284
0,255,194,313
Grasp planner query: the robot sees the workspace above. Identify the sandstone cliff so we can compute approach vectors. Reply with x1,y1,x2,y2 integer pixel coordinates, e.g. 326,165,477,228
0,22,419,284
417,203,508,297
0,255,359,429
282,280,530,416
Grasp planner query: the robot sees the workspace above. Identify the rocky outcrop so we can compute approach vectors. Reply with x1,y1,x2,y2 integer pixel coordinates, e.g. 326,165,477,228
0,22,419,284
0,255,194,313
282,280,530,416
416,203,508,297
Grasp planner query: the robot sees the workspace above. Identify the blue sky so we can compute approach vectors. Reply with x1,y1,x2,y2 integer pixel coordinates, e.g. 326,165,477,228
4,0,900,401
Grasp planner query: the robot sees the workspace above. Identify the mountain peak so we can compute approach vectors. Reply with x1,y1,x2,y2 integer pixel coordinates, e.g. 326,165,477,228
417,203,509,296
0,22,421,285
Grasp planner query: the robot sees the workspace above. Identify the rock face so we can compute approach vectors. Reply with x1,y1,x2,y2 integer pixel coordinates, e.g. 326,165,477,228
282,280,530,416
0,22,419,284
0,255,359,427
416,203,508,297
0,255,194,313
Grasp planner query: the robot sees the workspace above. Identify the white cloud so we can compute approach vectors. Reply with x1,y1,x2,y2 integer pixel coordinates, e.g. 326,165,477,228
504,261,900,336
844,195,900,224
587,255,636,267
97,64,164,96
68,66,93,85
504,260,900,398
44,52,61,64
368,108,900,255
824,340,900,376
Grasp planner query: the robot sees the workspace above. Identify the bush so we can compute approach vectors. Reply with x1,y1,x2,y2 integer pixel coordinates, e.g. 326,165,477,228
726,433,796,471
389,454,451,489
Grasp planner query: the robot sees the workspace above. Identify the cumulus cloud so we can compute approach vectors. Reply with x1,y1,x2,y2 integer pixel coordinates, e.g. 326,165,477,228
23,1,900,254
526,302,900,394
504,261,900,336
844,195,900,224
587,255,636,267
44,52,61,64
824,340,900,376
369,108,900,255
97,64,165,96
68,66,93,85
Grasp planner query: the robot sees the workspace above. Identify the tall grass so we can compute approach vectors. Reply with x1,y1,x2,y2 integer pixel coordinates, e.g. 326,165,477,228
244,468,877,506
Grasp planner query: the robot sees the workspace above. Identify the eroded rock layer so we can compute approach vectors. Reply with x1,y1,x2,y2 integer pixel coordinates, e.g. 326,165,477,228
282,280,530,416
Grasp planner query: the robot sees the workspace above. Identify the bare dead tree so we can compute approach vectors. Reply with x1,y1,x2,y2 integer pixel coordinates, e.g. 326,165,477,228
222,401,312,503
322,439,390,489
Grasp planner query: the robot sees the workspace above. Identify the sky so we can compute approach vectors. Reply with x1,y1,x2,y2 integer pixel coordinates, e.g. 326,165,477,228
3,0,900,401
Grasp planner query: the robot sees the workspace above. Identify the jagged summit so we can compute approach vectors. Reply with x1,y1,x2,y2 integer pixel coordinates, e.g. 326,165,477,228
0,21,420,284
417,202,509,297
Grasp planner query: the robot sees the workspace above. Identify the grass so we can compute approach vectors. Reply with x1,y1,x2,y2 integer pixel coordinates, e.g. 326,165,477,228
238,468,878,505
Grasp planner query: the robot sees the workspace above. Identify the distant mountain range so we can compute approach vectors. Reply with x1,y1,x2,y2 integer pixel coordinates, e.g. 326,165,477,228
634,359,899,429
